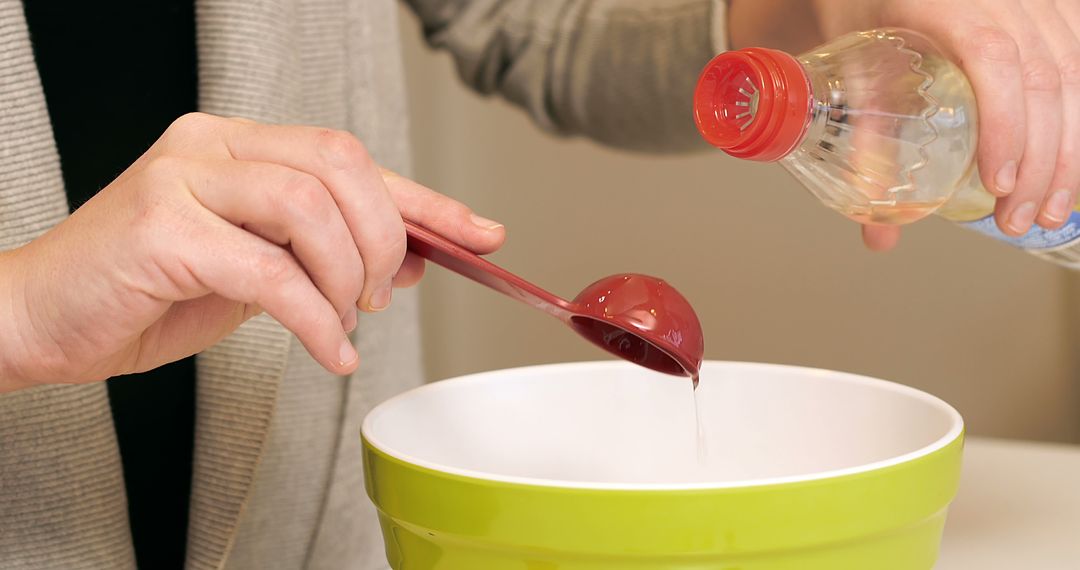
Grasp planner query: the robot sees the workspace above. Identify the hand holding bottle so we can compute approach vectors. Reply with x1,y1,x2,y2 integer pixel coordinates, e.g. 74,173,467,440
730,0,1080,249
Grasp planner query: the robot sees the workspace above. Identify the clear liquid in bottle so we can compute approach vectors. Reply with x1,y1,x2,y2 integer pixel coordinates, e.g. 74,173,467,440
694,28,1080,268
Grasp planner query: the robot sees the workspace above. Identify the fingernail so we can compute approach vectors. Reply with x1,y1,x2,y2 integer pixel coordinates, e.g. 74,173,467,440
368,280,393,311
342,310,357,333
470,213,504,231
1007,202,1037,234
995,161,1018,195
338,336,358,367
1044,189,1073,223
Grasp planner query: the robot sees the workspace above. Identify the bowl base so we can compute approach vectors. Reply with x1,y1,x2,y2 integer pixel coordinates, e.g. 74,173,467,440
378,510,947,570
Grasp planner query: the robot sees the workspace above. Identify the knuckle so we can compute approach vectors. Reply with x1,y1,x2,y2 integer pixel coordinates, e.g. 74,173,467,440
167,112,218,135
278,172,330,220
345,261,367,299
130,157,188,222
383,227,409,268
1055,156,1080,181
254,248,297,283
348,260,367,296
140,154,184,181
390,227,408,258
449,203,474,225
1058,52,1080,87
364,225,407,278
343,253,365,285
329,236,366,299
129,189,168,231
432,203,473,237
127,187,189,256
960,26,1020,65
316,129,371,170
1022,57,1062,93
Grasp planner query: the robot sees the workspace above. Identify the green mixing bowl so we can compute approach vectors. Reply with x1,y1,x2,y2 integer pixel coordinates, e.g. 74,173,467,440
362,361,964,569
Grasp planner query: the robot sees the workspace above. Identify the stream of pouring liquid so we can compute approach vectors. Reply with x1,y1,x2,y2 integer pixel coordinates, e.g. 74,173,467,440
692,375,707,465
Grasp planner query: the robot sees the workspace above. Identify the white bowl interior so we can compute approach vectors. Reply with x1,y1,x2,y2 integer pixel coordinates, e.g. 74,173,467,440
363,361,962,488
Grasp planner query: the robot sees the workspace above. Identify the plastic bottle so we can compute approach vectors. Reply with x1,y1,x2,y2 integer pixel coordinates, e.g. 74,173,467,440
693,28,1080,268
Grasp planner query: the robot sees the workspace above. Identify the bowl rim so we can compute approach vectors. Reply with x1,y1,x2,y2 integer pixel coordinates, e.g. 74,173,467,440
361,360,965,491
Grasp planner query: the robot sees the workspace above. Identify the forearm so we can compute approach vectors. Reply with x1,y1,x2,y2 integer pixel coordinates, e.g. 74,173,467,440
402,0,727,153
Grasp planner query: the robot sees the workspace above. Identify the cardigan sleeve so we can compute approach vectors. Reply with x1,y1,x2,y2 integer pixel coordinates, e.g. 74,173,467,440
401,0,729,153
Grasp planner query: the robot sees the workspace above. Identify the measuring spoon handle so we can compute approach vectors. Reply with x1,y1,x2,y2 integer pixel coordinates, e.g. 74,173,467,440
404,220,575,320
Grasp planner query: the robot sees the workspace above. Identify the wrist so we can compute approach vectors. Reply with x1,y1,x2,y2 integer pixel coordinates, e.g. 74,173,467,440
0,249,37,392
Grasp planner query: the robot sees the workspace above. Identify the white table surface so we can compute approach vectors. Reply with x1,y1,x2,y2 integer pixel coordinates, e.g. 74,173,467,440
938,437,1080,569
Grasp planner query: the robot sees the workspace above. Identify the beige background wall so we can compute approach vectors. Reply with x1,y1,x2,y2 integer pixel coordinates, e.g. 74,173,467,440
396,7,1080,443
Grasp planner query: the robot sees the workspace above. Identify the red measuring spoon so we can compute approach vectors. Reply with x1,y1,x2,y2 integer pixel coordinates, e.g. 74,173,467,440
405,220,704,381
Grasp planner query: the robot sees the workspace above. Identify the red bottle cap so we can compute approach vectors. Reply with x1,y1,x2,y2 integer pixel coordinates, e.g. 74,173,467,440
693,48,813,162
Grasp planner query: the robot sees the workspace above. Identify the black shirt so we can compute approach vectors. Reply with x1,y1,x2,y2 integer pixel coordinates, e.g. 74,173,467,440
22,2,198,568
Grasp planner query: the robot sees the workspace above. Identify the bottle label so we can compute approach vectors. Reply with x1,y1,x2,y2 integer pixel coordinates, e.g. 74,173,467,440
961,211,1080,250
